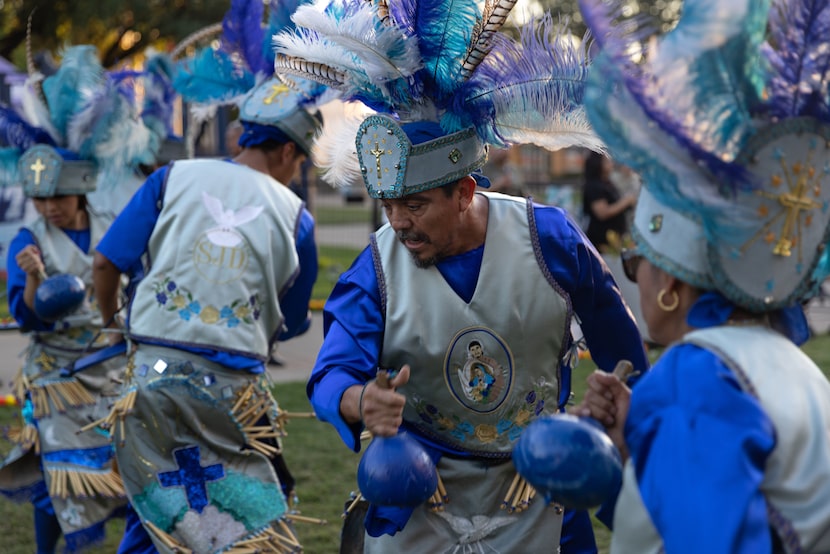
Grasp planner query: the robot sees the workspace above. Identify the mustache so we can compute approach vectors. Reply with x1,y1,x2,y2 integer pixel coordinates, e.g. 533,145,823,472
397,231,430,243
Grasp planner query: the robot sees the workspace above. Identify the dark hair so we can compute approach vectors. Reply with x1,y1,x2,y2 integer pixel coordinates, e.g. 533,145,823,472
441,179,463,197
584,151,607,183
256,139,305,159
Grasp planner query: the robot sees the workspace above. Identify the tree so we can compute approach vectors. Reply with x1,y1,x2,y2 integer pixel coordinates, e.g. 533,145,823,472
0,0,229,70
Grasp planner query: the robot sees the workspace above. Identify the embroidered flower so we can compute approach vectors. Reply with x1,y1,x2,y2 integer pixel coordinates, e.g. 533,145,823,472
167,281,177,292
179,309,192,321
156,292,168,305
474,424,498,443
221,306,235,319
200,305,220,324
534,400,545,416
188,301,201,314
436,416,455,430
227,318,240,328
525,391,536,404
233,305,250,319
173,296,187,309
514,408,531,427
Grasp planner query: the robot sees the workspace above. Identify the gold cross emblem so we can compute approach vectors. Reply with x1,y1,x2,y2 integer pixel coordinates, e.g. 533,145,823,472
369,142,392,179
33,351,56,371
263,83,290,105
744,154,823,259
30,158,46,185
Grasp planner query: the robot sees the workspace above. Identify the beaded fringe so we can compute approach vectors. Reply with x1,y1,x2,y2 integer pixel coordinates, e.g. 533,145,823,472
29,380,95,418
77,388,137,443
145,518,303,553
47,467,125,499
13,369,27,403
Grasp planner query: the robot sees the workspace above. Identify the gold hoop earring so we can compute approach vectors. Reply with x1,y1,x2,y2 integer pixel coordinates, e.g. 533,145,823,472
657,289,680,312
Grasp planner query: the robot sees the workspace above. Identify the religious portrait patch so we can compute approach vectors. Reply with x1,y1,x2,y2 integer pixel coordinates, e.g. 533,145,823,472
444,327,513,414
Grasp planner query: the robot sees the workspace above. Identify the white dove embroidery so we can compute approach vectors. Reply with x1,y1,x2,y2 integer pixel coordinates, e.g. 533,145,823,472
202,191,264,248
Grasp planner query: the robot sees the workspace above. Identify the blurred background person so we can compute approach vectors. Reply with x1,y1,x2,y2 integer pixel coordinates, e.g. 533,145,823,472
581,151,635,252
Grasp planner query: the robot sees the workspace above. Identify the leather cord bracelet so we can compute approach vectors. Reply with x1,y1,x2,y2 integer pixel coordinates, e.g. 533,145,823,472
358,379,374,421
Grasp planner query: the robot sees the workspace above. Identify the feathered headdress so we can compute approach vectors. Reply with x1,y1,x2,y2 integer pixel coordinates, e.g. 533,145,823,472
3,45,158,197
580,0,830,311
141,52,187,164
172,0,332,156
272,0,602,197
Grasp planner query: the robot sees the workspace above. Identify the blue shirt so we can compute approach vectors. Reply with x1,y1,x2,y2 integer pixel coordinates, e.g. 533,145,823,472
309,201,649,450
7,227,91,331
96,162,318,371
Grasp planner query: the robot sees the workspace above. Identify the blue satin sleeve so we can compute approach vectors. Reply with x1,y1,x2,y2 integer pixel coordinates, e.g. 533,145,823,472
278,208,318,340
308,247,383,451
6,228,52,331
533,204,648,384
96,166,167,272
626,344,775,553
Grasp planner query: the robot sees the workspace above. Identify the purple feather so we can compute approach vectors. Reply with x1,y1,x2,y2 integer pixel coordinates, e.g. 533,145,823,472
0,106,55,150
580,0,749,188
763,0,830,122
222,0,268,75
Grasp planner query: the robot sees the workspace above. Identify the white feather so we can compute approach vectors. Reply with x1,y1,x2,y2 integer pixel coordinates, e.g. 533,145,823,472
314,100,374,187
497,108,605,153
291,2,421,82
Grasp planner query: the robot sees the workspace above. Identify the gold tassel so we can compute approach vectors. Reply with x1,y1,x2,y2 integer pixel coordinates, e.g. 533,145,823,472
233,386,287,459
77,389,137,442
47,468,125,499
285,513,328,525
30,380,95,418
428,471,449,512
6,423,40,454
12,369,28,403
225,525,302,553
342,493,364,518
144,520,193,553
501,474,536,513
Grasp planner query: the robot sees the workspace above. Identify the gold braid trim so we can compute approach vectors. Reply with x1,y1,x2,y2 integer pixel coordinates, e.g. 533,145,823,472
30,380,95,418
232,383,285,459
500,473,537,514
47,467,125,499
77,389,137,443
6,423,39,454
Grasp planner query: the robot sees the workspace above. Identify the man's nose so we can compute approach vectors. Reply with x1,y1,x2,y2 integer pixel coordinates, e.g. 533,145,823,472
387,206,411,230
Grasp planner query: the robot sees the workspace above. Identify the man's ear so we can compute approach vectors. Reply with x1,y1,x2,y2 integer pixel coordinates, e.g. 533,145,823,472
458,175,478,209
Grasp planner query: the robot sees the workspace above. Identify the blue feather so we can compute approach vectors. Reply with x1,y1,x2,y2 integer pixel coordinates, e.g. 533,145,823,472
763,0,830,121
41,46,105,140
394,0,481,99
579,0,764,189
455,16,592,146
0,147,22,187
142,54,177,136
173,46,255,104
0,106,55,149
262,0,306,67
222,0,268,75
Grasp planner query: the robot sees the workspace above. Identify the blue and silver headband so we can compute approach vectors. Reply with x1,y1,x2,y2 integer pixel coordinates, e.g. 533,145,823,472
19,144,97,198
238,77,322,157
355,115,488,199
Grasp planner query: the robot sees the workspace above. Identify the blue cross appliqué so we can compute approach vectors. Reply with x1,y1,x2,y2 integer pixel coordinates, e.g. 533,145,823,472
158,446,224,513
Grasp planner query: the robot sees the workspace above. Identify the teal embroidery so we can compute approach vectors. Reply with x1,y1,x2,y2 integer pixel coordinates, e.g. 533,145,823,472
152,277,261,327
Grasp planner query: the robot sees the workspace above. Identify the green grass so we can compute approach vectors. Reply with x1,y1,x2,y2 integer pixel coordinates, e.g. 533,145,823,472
312,245,362,303
315,204,373,226
1,335,829,553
